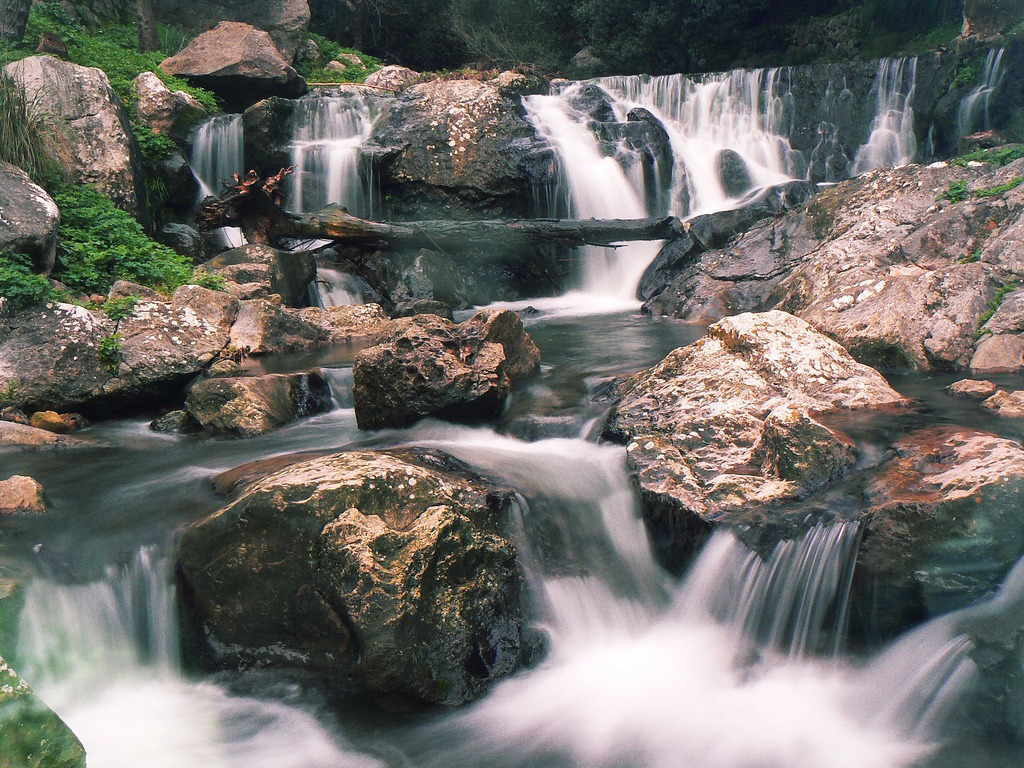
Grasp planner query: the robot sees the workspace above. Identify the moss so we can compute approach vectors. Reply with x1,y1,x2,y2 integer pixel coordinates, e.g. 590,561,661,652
979,282,1017,330
951,145,1024,168
0,657,86,768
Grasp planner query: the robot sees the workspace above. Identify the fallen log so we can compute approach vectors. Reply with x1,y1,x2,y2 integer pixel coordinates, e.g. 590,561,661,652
197,170,686,250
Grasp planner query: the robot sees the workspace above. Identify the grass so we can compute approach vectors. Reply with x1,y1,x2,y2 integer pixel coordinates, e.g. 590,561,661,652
940,176,1024,203
951,145,1024,168
0,74,57,185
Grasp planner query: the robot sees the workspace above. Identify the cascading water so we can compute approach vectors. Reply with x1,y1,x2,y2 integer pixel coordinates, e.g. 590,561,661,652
957,48,1006,139
287,95,379,217
851,57,919,174
191,114,246,248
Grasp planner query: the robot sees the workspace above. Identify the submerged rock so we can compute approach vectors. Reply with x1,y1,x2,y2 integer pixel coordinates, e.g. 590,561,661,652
185,372,332,436
353,309,541,430
177,449,524,706
604,310,908,569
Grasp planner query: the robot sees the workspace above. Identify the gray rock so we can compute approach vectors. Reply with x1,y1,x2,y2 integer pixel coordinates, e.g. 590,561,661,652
177,449,524,706
185,372,331,436
228,297,385,355
132,71,207,142
0,420,99,450
0,162,60,274
157,224,207,262
717,148,754,197
171,284,239,335
150,409,200,434
107,280,163,301
353,309,541,430
160,22,306,110
202,244,315,307
4,56,145,217
242,97,296,176
963,0,1020,35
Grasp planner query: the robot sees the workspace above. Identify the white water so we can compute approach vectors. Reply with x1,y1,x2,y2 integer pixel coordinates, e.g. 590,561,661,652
191,114,246,248
851,57,918,174
287,95,379,217
958,48,1006,139
316,266,364,307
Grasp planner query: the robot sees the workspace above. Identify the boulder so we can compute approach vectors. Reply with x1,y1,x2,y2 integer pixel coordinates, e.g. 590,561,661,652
0,162,60,274
366,78,546,219
150,409,200,434
3,56,144,217
353,309,541,430
242,97,296,176
227,298,385,355
0,420,99,450
132,71,207,142
970,333,1024,373
28,411,86,434
185,372,332,436
855,427,1024,639
946,378,998,399
963,0,1020,36
201,244,315,307
171,284,239,335
157,224,207,262
363,65,419,91
644,162,1019,372
717,149,754,197
982,389,1024,418
603,310,908,569
0,475,46,516
107,280,163,301
0,655,86,768
177,449,524,706
160,22,306,110
152,0,310,61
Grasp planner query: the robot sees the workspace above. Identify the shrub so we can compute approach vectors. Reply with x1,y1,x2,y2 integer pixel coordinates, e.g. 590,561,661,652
0,252,52,310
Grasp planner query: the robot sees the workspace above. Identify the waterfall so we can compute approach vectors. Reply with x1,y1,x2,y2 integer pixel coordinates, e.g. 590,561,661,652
316,266,365,307
191,114,246,248
15,549,381,768
851,57,918,174
957,48,1006,139
287,95,379,217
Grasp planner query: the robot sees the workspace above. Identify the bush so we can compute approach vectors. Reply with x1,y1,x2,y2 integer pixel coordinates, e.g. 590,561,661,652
0,252,53,310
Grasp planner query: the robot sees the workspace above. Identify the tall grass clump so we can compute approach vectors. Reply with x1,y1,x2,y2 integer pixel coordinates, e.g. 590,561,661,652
0,74,55,183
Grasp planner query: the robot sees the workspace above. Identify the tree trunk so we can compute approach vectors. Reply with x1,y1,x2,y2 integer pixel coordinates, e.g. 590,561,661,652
0,0,31,43
135,0,160,52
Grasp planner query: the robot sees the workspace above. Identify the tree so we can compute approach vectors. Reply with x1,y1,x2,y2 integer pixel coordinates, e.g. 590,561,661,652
0,0,31,43
135,0,160,52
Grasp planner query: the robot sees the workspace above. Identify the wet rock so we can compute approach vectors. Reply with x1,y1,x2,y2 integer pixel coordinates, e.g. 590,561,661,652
28,411,86,434
0,420,98,450
202,244,316,307
185,372,332,437
242,97,296,176
392,299,455,320
970,334,1024,373
149,150,202,217
0,162,60,274
855,427,1024,639
0,476,46,516
157,224,207,262
604,310,907,569
160,22,306,110
177,449,524,706
565,83,615,123
4,56,144,217
946,379,998,399
367,78,545,219
150,409,201,434
0,407,28,425
363,65,419,91
228,298,385,355
353,309,540,430
717,149,754,197
982,390,1024,418
0,654,86,768
132,71,207,142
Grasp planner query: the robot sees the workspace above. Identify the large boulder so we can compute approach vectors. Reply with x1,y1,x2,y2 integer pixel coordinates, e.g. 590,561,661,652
0,475,46,516
644,161,1023,372
160,22,306,111
201,244,315,307
0,655,86,768
132,71,207,143
177,449,524,706
366,78,546,219
0,163,60,274
0,300,230,414
855,427,1024,640
363,65,419,91
4,56,144,217
152,0,310,61
185,372,332,436
227,298,386,355
353,309,541,430
0,420,100,450
963,0,1020,36
603,310,908,569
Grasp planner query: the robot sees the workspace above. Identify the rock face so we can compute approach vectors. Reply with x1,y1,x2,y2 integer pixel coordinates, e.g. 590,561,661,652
644,160,1024,372
201,244,315,306
603,310,908,568
963,0,1019,36
4,56,144,217
0,655,86,768
0,475,46,516
363,65,419,91
132,71,207,142
152,0,310,61
855,427,1024,639
160,22,306,110
353,309,541,430
177,449,524,706
0,162,60,274
185,372,332,436
228,298,386,355
367,78,546,219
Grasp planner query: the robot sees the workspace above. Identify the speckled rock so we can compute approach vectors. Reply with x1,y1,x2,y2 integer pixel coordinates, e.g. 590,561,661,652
363,65,419,91
227,298,386,355
132,71,207,142
604,310,908,568
0,162,60,274
177,449,524,706
185,372,332,436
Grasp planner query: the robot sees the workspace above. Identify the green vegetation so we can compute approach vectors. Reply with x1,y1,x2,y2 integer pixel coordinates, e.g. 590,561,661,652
99,295,139,321
132,123,177,163
952,64,977,89
0,253,53,311
97,333,123,372
188,270,228,292
955,249,983,264
979,282,1017,329
0,381,21,408
939,180,971,203
940,176,1024,203
975,176,1024,198
951,145,1024,168
0,75,56,185
295,33,383,83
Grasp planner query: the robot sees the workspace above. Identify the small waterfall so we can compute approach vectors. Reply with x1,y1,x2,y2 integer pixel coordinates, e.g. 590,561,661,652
191,114,246,247
851,57,918,174
597,68,801,215
957,48,1006,139
316,266,365,307
191,114,245,198
287,95,379,217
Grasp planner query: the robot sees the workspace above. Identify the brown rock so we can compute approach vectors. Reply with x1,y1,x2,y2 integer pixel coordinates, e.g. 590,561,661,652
28,411,86,434
946,378,999,399
982,389,1024,418
185,372,332,437
970,334,1024,373
0,476,46,516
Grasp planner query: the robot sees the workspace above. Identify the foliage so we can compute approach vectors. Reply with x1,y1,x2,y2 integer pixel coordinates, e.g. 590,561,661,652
99,295,138,321
951,145,1024,167
131,123,177,163
0,253,52,310
50,184,192,295
295,33,383,83
0,74,56,184
0,380,21,407
940,176,1024,203
953,64,976,89
975,176,1024,198
97,333,123,373
188,270,228,292
3,3,218,112
939,180,970,203
980,282,1017,329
